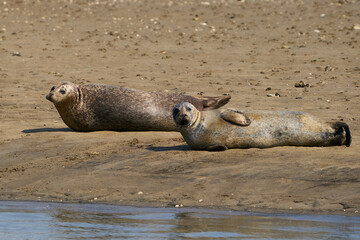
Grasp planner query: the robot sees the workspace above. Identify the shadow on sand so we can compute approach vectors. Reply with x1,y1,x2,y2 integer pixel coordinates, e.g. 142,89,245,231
146,145,192,152
22,128,73,133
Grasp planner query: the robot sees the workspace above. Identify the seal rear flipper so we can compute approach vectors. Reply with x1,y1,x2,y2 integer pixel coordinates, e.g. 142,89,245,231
332,122,351,147
199,94,231,110
220,109,251,126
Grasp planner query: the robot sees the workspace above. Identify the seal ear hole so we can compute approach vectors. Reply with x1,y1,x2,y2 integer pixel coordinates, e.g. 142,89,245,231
59,89,66,95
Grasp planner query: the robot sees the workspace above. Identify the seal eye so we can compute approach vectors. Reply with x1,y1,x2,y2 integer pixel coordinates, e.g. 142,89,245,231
186,107,192,112
59,89,66,95
50,86,55,92
173,108,180,116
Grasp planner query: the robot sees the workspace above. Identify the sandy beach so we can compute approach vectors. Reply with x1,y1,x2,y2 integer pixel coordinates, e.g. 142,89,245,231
0,0,359,215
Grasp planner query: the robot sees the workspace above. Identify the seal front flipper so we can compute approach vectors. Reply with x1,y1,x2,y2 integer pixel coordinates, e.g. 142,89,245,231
220,109,251,126
198,94,231,110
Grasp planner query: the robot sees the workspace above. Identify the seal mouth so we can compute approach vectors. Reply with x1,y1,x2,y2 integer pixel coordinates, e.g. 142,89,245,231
179,118,190,126
177,115,191,126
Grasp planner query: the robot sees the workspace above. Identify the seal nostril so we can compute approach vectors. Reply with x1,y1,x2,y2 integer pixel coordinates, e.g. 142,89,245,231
46,92,53,100
178,114,190,125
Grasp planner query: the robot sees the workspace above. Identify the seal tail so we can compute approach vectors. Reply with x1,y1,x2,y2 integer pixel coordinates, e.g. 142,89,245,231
200,94,231,110
332,122,351,147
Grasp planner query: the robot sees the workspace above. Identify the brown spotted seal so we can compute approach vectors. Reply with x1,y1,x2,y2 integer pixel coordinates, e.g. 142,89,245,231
172,102,351,150
45,81,231,131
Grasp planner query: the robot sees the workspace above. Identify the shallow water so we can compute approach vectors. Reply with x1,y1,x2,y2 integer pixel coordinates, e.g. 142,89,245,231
1,201,360,239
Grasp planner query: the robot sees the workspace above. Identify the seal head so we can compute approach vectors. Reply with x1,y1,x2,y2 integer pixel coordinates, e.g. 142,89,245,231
46,81,78,107
172,102,200,127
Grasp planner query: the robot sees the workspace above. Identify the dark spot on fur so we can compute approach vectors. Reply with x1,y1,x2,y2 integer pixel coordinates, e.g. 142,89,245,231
275,130,282,137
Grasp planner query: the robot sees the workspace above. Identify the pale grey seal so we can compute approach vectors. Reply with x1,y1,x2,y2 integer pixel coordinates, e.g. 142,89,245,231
172,102,351,150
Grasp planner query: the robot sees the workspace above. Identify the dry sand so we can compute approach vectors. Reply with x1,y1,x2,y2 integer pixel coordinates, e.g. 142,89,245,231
0,0,359,215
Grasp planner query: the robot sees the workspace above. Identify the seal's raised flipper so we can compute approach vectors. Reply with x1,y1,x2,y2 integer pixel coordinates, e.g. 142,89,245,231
332,122,351,147
220,109,251,126
198,94,231,110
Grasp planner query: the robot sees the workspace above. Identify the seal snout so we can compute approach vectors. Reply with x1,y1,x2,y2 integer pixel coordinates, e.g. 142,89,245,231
178,114,191,126
46,92,53,101
172,105,187,126
46,85,56,101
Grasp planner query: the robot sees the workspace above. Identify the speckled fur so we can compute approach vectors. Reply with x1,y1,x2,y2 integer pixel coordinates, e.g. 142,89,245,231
46,82,230,131
173,102,351,150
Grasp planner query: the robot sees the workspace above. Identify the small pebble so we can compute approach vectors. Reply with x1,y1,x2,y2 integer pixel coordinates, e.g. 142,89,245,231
353,24,360,30
294,81,309,88
11,51,21,56
324,65,335,71
267,93,280,97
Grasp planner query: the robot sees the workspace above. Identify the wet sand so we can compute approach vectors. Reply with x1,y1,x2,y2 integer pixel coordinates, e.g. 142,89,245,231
0,0,359,215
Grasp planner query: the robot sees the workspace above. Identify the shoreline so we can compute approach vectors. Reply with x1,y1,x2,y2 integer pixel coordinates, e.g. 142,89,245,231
0,198,358,217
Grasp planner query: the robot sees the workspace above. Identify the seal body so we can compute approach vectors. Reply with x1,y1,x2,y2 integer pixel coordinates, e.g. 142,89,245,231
172,102,351,150
46,82,231,131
